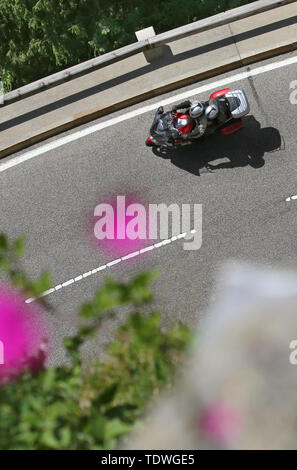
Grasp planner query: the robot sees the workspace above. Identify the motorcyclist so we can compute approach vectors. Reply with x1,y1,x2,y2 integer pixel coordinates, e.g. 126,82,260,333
148,99,209,148
172,100,208,140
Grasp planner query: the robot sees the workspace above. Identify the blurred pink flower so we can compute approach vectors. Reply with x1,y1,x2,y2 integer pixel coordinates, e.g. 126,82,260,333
0,284,48,385
200,402,242,444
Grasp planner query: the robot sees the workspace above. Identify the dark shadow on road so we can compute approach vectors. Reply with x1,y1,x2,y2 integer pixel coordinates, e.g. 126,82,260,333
152,116,282,176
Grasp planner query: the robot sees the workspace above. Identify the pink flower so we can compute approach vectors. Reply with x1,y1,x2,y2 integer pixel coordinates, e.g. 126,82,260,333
0,284,48,385
200,402,242,444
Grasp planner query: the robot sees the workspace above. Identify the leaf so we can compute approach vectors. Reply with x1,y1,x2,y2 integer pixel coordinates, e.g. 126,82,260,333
88,414,106,441
41,369,56,393
41,429,61,449
9,270,29,289
0,234,8,251
63,336,83,364
104,419,132,441
80,302,96,319
59,426,71,448
31,270,51,296
0,257,10,272
97,384,118,406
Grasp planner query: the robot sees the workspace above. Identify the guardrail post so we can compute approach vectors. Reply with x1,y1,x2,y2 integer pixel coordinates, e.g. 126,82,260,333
135,26,165,62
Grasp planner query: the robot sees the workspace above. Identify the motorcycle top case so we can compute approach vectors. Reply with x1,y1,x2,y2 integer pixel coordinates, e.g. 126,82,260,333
225,89,250,118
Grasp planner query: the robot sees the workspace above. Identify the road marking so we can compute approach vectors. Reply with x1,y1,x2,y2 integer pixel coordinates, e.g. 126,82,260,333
286,194,297,202
1,54,297,173
25,229,195,303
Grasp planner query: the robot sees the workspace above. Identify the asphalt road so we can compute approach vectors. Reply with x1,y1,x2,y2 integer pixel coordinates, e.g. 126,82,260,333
1,51,297,364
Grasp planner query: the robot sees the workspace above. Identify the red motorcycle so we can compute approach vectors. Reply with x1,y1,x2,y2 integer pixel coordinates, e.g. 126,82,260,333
145,88,250,149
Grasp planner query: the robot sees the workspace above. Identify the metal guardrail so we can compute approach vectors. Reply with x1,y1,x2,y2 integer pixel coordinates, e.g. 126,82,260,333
1,0,296,106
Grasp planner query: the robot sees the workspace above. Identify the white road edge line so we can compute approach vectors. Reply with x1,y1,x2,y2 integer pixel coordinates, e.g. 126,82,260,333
25,228,197,303
2,55,297,173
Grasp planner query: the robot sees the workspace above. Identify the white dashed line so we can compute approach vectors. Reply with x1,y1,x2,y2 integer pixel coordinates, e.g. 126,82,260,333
140,246,154,253
106,259,121,267
62,279,74,287
153,242,164,248
286,194,297,202
40,288,55,297
97,265,107,271
25,229,197,303
82,271,92,278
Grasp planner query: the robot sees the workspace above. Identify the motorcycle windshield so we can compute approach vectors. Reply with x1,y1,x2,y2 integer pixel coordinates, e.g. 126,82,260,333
150,112,172,144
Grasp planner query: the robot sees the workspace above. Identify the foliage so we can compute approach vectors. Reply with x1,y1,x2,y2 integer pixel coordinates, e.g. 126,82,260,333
0,0,257,91
0,234,191,449
0,233,51,297
0,0,98,91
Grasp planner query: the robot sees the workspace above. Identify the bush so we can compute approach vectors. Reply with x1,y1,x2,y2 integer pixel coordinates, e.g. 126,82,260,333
0,234,191,449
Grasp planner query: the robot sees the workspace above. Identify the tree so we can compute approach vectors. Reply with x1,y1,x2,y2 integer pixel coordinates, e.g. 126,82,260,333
0,0,97,91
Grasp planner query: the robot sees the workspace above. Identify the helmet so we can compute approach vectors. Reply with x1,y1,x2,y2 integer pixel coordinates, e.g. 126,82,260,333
189,101,204,118
205,103,219,120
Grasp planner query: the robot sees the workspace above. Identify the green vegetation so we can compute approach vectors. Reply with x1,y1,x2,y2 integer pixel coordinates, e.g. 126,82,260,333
0,234,191,449
0,0,257,92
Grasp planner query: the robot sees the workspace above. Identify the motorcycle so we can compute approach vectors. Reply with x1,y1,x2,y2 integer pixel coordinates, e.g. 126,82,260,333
145,88,250,149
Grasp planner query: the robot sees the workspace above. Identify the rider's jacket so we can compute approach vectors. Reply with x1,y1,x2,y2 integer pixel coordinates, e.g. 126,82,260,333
172,101,208,139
